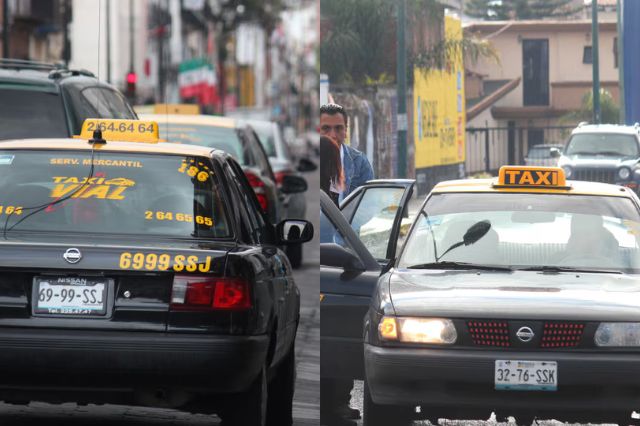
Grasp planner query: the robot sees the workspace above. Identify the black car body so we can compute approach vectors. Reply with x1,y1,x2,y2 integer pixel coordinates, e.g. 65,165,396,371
0,129,312,426
556,123,640,193
0,59,137,140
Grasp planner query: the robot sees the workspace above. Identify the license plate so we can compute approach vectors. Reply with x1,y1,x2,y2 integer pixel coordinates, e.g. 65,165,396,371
33,277,109,316
495,360,557,391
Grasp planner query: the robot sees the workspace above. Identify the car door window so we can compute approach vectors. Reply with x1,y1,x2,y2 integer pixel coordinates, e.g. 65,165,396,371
320,209,350,250
346,187,407,259
226,160,266,243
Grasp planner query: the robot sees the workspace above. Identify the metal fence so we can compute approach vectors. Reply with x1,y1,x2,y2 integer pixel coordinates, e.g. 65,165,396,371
465,126,574,175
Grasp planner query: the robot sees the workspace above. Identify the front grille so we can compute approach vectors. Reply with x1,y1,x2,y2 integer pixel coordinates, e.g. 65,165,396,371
540,322,585,348
466,320,585,349
467,320,511,347
572,168,616,183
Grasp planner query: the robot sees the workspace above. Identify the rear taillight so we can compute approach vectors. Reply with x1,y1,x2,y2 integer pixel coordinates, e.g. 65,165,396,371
170,275,251,311
244,171,269,212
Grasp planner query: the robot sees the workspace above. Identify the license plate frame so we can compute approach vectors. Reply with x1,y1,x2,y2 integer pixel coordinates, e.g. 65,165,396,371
32,276,112,317
495,360,557,391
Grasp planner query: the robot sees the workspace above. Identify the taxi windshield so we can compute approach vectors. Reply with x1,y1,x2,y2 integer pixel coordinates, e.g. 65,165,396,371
0,150,231,239
565,133,639,157
398,193,640,273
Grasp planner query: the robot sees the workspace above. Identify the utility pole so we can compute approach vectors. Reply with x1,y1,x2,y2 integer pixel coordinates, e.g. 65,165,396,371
396,0,407,178
617,0,625,124
129,0,134,75
62,0,70,66
592,0,601,124
2,0,9,58
106,0,111,82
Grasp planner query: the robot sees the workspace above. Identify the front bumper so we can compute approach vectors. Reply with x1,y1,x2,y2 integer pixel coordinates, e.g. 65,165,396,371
0,328,268,395
365,343,640,414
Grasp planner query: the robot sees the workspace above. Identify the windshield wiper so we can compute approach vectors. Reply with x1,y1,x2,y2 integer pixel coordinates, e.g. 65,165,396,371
595,151,625,156
407,261,512,272
570,151,596,155
517,265,621,274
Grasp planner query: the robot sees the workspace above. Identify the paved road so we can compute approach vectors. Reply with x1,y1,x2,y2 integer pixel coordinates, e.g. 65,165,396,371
0,169,321,425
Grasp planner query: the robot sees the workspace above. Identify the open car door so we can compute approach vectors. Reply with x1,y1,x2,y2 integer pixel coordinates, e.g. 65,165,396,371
320,179,415,380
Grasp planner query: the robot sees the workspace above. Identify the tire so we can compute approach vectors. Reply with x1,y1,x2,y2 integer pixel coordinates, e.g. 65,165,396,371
220,366,267,426
286,243,303,268
266,344,296,426
363,379,413,426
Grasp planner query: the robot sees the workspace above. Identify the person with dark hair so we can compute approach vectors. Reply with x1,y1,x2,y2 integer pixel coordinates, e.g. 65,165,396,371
320,103,374,201
320,105,367,425
320,135,344,206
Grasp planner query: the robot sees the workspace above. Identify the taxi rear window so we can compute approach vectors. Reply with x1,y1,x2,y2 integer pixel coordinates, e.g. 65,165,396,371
0,89,68,139
0,150,231,239
157,123,250,165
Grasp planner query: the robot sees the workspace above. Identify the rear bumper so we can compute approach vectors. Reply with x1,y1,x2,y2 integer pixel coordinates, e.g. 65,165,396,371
365,343,640,416
0,328,268,395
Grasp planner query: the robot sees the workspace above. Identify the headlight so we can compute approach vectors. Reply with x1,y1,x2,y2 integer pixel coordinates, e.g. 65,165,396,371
562,166,572,179
595,323,640,347
618,167,632,180
378,316,457,344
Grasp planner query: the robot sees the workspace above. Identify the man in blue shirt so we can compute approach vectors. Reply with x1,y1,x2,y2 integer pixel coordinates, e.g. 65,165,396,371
320,103,374,201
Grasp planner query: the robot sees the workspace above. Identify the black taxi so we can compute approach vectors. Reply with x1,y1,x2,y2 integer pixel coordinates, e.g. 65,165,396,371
0,119,312,426
361,166,640,425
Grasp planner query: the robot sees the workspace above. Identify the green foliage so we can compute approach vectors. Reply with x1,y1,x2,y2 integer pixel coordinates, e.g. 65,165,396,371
320,0,395,85
413,35,500,71
559,89,620,125
465,0,581,21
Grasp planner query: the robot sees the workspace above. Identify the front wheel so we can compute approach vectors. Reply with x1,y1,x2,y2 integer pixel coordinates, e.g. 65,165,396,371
220,366,267,426
363,379,413,426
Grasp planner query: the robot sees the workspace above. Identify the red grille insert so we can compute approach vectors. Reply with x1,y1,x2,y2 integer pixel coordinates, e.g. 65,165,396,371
540,322,584,348
467,320,511,347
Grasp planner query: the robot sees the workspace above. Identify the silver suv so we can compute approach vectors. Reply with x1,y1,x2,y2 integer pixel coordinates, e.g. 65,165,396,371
553,123,640,193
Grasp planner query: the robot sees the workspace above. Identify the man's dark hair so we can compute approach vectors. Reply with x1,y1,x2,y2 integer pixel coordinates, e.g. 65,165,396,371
320,103,348,125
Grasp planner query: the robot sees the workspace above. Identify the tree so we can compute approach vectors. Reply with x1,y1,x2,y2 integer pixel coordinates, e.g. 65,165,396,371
465,0,581,21
321,0,498,85
559,89,620,125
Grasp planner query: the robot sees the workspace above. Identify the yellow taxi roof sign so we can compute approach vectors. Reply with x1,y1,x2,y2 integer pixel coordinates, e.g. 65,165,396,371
496,166,568,188
153,104,201,115
76,119,159,143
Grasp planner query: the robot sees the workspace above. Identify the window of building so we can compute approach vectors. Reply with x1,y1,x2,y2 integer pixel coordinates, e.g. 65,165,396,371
583,46,593,64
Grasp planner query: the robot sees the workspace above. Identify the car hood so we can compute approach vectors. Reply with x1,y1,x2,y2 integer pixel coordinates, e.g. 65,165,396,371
560,155,637,168
388,269,640,321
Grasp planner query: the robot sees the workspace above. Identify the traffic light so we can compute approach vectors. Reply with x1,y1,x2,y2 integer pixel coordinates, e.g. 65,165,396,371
126,72,137,99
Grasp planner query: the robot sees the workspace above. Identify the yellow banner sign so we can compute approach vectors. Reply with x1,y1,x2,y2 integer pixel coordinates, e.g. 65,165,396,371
414,16,465,168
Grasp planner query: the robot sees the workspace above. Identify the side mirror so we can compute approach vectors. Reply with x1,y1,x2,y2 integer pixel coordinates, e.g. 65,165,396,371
320,243,365,271
463,220,491,246
281,175,308,194
277,219,313,245
550,147,561,158
297,158,317,172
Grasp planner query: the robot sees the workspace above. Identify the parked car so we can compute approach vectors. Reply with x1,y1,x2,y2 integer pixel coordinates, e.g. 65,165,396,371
238,119,316,267
553,123,640,193
141,114,307,235
0,59,137,140
0,118,313,426
524,143,563,167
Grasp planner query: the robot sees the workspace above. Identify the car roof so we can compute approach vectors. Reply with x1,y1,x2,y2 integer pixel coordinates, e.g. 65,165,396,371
0,138,224,158
571,124,640,136
432,177,634,198
140,113,237,129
